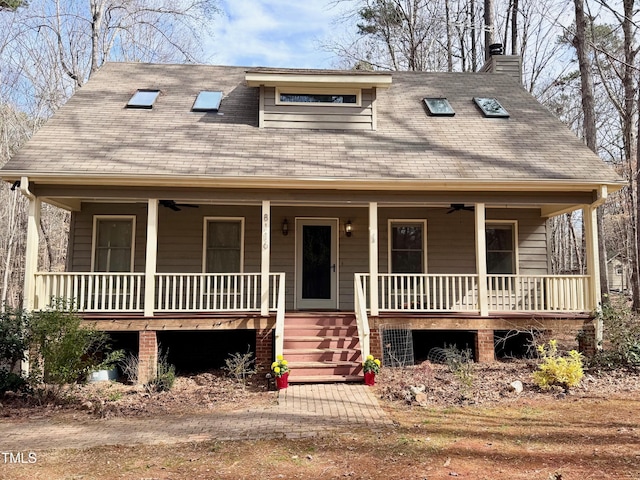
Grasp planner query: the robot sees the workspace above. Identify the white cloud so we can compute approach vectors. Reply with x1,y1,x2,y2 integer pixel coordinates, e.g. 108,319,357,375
206,0,347,68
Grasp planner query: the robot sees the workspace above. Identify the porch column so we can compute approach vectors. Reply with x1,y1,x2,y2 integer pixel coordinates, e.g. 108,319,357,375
369,202,379,316
144,199,158,317
23,196,41,311
583,205,602,342
261,200,271,316
475,203,489,316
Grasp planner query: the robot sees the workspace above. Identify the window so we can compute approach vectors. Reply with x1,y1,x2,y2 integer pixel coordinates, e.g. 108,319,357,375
486,222,517,274
473,97,509,118
275,87,361,106
204,218,244,273
192,91,223,112
92,216,135,272
126,90,160,109
389,221,426,273
423,98,455,116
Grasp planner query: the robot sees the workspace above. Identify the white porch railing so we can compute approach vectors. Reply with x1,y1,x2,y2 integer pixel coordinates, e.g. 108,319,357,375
354,273,371,360
34,272,287,315
154,273,281,312
273,272,286,359
34,272,144,312
487,275,591,312
378,274,479,312
356,273,593,314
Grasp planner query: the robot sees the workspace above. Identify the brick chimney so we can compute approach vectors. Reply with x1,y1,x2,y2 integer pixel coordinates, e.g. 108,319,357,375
480,44,523,85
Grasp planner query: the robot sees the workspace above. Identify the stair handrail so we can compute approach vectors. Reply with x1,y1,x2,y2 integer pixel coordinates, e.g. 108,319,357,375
354,274,370,360
274,272,286,359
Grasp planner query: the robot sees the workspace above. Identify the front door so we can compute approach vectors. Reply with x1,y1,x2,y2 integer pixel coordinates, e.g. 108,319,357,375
295,218,338,309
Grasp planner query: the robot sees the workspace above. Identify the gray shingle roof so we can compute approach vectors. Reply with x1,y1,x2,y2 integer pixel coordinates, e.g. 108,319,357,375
0,62,623,186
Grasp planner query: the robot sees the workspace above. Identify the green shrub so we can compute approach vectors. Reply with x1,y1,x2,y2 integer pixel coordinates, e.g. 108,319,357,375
0,370,27,393
0,307,29,371
533,340,584,390
29,300,117,388
591,299,640,369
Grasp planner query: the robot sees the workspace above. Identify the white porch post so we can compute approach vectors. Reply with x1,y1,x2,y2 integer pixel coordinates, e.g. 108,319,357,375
261,200,271,316
23,196,41,311
144,199,158,317
583,205,602,341
369,202,379,316
475,203,489,316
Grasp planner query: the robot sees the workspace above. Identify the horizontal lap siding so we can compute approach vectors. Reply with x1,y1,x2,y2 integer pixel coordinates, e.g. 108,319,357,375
263,87,374,130
69,204,262,274
487,209,548,275
378,207,547,275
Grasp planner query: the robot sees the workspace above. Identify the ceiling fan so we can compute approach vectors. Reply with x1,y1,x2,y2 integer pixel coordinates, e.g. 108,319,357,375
447,203,474,214
159,200,199,211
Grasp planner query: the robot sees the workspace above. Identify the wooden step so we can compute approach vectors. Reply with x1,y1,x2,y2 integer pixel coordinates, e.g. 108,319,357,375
288,361,363,377
284,325,358,336
284,348,361,363
288,374,363,384
284,336,360,350
284,314,357,327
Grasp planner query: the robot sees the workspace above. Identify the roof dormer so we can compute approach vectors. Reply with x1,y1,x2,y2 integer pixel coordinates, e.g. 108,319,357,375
245,69,392,130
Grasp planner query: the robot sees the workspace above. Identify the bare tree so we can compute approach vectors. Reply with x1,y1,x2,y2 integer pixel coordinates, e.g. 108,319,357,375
0,0,219,309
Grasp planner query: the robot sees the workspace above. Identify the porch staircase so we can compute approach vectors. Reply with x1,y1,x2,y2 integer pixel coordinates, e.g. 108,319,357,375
283,313,363,383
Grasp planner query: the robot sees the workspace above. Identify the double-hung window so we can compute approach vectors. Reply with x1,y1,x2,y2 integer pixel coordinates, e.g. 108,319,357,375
389,221,426,273
92,216,136,272
204,218,244,273
486,222,517,274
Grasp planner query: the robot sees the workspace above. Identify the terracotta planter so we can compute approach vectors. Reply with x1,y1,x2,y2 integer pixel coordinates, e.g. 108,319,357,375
364,371,376,386
276,371,289,390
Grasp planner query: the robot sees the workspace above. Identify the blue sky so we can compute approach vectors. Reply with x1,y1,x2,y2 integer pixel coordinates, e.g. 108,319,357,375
207,0,349,68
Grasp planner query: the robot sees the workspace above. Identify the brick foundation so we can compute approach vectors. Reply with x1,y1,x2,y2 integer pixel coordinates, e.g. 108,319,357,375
475,329,495,363
138,330,158,385
255,328,273,373
578,323,597,357
369,329,383,362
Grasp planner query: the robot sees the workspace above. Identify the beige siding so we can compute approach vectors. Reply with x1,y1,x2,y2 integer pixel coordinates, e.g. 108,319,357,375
487,208,548,275
262,87,374,130
69,203,548,309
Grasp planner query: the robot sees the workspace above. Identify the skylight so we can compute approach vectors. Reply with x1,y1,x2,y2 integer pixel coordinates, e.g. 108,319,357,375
473,97,509,118
423,98,455,116
127,90,160,109
192,91,223,112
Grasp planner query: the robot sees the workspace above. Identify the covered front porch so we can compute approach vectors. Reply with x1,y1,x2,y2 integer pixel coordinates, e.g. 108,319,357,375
21,182,605,371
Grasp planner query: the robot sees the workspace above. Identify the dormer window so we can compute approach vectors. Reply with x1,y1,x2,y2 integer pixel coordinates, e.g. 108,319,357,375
275,87,361,107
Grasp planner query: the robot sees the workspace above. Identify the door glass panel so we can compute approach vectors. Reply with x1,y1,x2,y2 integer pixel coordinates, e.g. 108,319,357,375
302,225,331,299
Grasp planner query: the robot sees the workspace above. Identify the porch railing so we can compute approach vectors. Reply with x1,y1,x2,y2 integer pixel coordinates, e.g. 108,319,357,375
356,273,593,314
354,273,371,360
154,273,280,312
34,272,287,314
487,275,591,312
34,272,145,312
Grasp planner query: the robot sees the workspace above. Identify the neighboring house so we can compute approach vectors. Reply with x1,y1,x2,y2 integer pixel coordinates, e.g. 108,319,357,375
0,54,624,383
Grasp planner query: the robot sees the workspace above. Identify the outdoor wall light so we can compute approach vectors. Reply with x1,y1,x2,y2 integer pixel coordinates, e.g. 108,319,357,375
282,218,289,236
345,220,353,237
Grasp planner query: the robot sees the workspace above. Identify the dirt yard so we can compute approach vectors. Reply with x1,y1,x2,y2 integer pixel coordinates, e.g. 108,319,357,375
1,361,639,479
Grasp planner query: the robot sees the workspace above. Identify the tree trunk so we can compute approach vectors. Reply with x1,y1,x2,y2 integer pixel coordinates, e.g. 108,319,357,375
484,0,494,61
573,0,609,304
